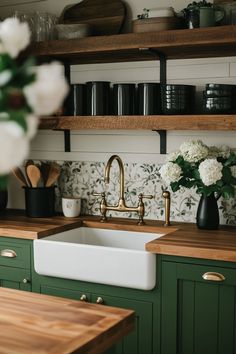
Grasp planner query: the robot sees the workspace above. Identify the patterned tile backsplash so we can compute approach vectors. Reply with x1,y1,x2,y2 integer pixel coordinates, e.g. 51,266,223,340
52,161,236,226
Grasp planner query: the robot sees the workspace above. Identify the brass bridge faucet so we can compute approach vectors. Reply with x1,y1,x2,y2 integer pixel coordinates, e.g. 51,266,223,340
94,155,153,225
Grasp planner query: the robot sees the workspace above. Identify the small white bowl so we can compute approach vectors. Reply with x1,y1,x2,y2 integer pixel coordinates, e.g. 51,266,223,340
55,23,91,39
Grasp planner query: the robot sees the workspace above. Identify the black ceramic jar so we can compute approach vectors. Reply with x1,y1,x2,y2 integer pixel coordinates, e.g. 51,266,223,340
86,81,111,115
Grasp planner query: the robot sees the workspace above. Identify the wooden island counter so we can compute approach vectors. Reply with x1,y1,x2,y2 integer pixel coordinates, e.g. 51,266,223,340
0,287,134,354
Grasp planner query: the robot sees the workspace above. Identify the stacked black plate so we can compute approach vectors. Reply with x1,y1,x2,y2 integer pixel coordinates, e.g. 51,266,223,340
161,84,196,114
203,83,236,114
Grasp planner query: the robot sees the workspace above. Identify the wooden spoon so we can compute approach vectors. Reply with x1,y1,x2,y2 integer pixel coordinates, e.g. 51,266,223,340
45,163,60,187
26,165,41,188
12,167,28,187
40,162,51,187
25,160,35,187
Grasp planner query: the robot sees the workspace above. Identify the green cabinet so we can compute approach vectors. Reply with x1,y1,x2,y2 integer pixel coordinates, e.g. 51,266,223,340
32,273,159,354
161,256,236,354
0,237,32,291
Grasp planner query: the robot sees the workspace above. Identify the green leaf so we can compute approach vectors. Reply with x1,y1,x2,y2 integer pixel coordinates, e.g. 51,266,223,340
221,185,235,199
170,181,180,192
222,166,232,184
8,110,27,132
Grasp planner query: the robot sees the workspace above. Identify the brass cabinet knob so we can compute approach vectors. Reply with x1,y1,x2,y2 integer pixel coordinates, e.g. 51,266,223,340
22,278,30,284
202,272,225,282
0,249,17,258
80,294,88,302
96,296,104,304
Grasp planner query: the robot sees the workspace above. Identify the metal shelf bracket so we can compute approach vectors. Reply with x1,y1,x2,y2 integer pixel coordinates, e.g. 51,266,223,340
153,130,167,155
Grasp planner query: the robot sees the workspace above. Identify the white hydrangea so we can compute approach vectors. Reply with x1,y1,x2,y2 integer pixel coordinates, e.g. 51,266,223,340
208,146,220,158
25,114,39,139
166,150,180,162
218,145,231,159
23,62,69,115
231,165,236,178
159,162,182,185
0,121,29,174
180,139,209,163
0,18,30,58
199,159,223,186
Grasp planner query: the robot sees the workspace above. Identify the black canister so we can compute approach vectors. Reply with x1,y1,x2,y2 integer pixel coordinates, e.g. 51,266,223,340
112,83,136,115
65,84,86,116
137,83,161,115
86,81,111,115
24,187,55,218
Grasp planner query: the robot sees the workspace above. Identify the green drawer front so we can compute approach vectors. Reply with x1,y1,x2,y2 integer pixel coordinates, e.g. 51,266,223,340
0,266,31,291
177,263,236,286
0,239,31,269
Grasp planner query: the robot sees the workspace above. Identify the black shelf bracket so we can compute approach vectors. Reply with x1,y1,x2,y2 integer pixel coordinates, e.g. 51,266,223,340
154,130,167,155
140,48,168,154
63,61,71,152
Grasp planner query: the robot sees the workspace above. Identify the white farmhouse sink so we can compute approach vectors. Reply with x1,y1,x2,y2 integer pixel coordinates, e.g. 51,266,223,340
34,227,164,290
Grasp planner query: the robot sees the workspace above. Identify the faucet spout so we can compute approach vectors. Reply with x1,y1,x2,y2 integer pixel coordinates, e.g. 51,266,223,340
105,155,125,201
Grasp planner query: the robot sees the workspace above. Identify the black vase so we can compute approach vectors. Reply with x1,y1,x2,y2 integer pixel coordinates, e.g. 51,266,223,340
0,189,8,213
196,193,219,230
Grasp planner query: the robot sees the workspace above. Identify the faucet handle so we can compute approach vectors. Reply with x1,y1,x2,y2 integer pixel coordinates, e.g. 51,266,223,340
138,193,153,201
93,192,107,222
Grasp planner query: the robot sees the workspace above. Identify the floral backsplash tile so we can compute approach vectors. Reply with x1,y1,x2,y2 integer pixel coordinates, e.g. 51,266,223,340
51,160,236,225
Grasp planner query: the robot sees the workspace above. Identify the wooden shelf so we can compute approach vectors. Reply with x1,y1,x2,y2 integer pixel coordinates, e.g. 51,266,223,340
39,115,236,131
27,25,236,64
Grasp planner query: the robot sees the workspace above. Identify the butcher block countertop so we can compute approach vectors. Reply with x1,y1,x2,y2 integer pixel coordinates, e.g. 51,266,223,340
0,210,235,262
0,288,134,354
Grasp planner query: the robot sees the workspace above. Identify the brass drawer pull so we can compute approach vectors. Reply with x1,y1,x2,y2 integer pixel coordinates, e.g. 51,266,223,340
96,297,104,304
0,249,17,258
202,272,225,282
80,294,88,302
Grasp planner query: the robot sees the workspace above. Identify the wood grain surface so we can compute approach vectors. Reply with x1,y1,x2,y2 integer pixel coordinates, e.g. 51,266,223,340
0,210,82,239
39,115,236,131
27,25,236,64
145,223,236,262
0,288,134,354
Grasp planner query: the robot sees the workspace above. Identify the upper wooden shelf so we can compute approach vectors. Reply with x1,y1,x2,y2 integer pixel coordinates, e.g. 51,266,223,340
39,115,236,131
27,25,236,64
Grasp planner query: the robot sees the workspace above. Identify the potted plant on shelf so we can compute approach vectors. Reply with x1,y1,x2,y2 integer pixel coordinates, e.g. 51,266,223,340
159,140,236,229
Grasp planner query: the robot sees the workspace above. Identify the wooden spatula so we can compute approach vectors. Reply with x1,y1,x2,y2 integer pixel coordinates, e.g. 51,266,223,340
45,163,60,187
26,165,41,188
12,167,28,187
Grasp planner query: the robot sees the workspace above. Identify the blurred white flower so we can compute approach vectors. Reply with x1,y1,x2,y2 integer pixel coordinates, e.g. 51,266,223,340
23,62,69,115
180,139,209,163
0,70,12,86
159,162,182,185
218,145,231,159
0,18,30,58
231,165,236,178
199,159,223,186
0,121,29,174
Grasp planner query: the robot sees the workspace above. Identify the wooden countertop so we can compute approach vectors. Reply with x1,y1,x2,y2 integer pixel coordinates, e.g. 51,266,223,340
0,288,134,354
0,211,235,262
0,210,82,239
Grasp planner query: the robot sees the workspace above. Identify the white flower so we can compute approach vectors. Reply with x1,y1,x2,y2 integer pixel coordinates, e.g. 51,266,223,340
231,165,236,178
208,146,220,158
23,62,69,115
0,70,12,86
218,145,231,159
0,121,29,174
199,159,223,186
159,162,182,185
180,139,209,163
0,18,30,58
166,150,180,162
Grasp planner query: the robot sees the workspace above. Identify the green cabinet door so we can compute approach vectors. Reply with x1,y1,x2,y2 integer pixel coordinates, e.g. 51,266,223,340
161,259,236,354
91,293,153,354
0,265,31,291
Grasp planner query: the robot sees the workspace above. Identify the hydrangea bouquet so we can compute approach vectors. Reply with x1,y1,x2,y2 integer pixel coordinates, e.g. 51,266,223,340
160,140,236,198
0,17,68,188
